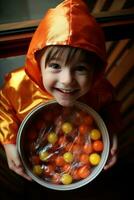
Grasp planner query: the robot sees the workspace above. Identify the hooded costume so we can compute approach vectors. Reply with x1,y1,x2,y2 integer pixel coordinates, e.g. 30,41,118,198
0,0,121,144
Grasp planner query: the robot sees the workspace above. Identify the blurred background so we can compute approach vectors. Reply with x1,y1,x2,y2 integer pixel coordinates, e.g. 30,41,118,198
0,0,134,199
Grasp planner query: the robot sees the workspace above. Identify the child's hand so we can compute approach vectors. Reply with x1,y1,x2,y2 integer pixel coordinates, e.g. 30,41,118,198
3,144,32,181
104,134,118,170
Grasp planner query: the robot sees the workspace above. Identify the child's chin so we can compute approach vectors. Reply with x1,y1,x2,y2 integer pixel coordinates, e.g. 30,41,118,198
56,99,75,107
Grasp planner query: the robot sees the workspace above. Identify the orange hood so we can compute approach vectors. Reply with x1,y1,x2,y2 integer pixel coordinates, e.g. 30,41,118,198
25,0,107,89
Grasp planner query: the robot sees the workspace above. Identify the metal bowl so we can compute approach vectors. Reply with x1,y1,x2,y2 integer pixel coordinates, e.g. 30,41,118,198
17,100,109,190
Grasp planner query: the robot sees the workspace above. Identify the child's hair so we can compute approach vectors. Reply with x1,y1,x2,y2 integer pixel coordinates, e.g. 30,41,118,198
35,45,104,75
25,0,106,88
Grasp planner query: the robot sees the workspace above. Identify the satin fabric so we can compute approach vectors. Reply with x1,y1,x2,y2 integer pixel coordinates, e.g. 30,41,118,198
25,0,106,89
0,67,120,144
0,68,53,143
0,0,120,144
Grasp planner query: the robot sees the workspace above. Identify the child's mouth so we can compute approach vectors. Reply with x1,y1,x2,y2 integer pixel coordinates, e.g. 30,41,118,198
55,88,79,95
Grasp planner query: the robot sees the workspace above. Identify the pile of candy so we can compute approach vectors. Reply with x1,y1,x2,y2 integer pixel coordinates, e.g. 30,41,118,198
23,104,104,185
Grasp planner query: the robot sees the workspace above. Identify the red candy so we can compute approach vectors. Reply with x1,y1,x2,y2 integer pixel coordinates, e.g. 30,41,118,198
23,105,104,185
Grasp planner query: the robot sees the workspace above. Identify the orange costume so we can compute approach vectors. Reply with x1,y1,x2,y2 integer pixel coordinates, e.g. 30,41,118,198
0,0,121,144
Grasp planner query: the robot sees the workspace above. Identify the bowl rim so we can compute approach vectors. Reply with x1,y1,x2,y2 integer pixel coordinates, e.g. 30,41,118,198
17,100,110,190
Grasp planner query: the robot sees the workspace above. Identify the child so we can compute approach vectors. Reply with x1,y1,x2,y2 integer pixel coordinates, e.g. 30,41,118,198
0,0,120,181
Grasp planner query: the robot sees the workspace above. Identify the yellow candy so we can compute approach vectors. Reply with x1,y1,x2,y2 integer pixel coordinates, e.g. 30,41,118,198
33,165,43,175
61,173,73,185
63,152,73,163
39,151,49,161
47,132,58,144
90,129,101,140
62,122,73,134
89,153,101,165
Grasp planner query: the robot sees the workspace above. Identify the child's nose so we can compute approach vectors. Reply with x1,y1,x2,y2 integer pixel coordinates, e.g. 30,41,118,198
59,68,73,86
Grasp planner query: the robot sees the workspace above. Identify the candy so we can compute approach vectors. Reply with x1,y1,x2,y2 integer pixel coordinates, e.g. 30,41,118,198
89,153,101,165
61,174,73,185
90,129,101,140
33,165,43,175
93,140,104,152
47,132,58,145
62,122,73,134
77,165,91,179
39,151,49,162
24,105,104,186
63,152,74,163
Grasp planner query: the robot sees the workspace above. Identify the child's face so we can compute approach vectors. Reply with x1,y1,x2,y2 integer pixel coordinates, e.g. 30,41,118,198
40,47,96,107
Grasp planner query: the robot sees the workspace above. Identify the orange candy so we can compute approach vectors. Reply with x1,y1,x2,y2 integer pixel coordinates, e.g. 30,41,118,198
26,105,105,185
80,154,90,164
55,156,65,166
72,169,81,180
72,144,81,153
83,143,93,154
77,165,91,179
62,163,71,172
79,124,89,135
93,140,104,152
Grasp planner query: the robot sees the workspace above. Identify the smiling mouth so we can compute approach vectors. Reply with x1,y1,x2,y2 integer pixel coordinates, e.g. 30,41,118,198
55,88,79,94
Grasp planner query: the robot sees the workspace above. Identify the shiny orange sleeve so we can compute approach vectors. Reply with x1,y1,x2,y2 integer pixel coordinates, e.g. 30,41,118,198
0,68,53,144
0,85,19,144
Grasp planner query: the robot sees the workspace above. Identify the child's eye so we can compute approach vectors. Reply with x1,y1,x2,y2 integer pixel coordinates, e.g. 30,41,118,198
75,66,88,74
48,63,60,69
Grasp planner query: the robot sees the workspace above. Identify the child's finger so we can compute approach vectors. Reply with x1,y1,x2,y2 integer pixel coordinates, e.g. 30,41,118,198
13,162,32,181
104,155,117,170
8,159,32,181
111,134,118,155
16,167,32,181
